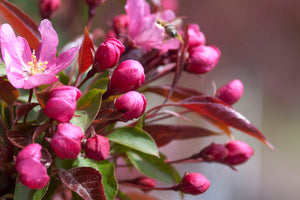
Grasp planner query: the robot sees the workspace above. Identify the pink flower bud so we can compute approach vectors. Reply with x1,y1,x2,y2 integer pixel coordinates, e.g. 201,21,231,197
224,140,254,165
187,45,220,74
108,60,145,95
38,0,61,19
44,86,81,123
179,172,210,195
216,79,244,105
85,0,106,7
199,143,228,161
187,24,206,49
113,14,129,35
50,123,84,159
93,38,125,72
15,144,49,189
115,91,147,121
84,135,110,161
133,177,156,189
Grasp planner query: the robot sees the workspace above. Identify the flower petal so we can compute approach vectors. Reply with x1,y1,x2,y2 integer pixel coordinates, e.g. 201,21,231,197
23,73,57,89
36,19,58,65
48,46,79,74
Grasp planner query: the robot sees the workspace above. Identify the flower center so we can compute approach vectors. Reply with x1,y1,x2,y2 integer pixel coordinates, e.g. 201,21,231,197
27,50,48,75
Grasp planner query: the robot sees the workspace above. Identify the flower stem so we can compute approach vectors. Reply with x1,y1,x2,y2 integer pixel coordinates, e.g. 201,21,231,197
23,89,33,123
119,181,178,191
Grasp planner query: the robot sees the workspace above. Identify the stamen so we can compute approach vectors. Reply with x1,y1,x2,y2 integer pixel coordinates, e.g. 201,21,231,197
27,50,48,75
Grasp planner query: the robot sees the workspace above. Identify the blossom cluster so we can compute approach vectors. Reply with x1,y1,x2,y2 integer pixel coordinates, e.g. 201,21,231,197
0,0,272,199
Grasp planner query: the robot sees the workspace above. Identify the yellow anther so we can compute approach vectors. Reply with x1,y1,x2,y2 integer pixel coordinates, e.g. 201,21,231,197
27,50,49,75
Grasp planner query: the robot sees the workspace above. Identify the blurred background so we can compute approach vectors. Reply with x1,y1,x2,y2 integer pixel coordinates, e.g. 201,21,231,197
2,0,300,199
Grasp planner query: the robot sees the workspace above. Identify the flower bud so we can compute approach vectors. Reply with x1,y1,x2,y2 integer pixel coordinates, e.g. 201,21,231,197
199,143,228,161
179,172,210,195
131,177,156,190
187,24,206,49
50,123,84,159
224,140,254,165
15,144,49,189
85,0,106,7
44,86,81,123
216,79,244,105
187,45,220,74
113,14,129,35
84,135,110,161
108,60,145,95
115,91,147,121
38,0,61,19
93,38,125,72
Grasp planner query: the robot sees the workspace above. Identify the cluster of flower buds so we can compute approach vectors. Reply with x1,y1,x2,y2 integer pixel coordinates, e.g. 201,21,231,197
216,79,244,105
178,172,210,195
15,144,50,189
186,24,221,74
38,0,61,19
199,140,254,165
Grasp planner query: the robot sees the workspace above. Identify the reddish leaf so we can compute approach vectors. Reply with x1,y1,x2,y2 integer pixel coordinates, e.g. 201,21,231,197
78,27,94,74
202,116,233,138
144,124,221,147
163,96,273,149
7,124,35,148
0,77,20,105
0,0,41,49
145,85,203,102
59,167,106,200
15,103,39,123
32,123,49,142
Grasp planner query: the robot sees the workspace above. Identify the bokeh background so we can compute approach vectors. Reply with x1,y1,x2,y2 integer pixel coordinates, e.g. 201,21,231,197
2,0,300,199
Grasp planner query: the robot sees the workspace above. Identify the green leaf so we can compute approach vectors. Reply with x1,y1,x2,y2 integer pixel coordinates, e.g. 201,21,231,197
126,151,177,184
76,157,118,200
0,63,6,76
41,177,58,200
91,77,109,90
58,71,69,85
116,191,132,200
109,127,159,157
14,181,49,200
71,90,102,132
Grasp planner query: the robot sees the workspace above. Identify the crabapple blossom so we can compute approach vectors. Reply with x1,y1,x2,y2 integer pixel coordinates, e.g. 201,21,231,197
108,60,145,95
114,91,147,121
84,135,110,161
179,172,210,195
216,79,244,105
38,0,61,19
93,38,125,72
44,86,81,123
0,19,78,89
187,45,221,74
224,140,254,165
50,123,84,159
187,24,206,50
199,143,228,162
15,144,49,189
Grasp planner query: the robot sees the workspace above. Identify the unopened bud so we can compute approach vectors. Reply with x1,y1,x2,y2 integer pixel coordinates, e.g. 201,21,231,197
108,60,145,95
132,177,156,189
187,45,220,74
15,144,49,189
44,86,81,123
113,14,129,35
93,38,125,72
224,140,254,165
115,91,147,121
50,123,84,159
187,24,206,49
84,135,110,161
216,79,244,105
38,0,61,19
179,172,210,195
199,143,228,161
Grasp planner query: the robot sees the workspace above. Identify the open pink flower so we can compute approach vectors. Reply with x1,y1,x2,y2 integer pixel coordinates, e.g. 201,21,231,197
125,0,180,51
0,19,79,89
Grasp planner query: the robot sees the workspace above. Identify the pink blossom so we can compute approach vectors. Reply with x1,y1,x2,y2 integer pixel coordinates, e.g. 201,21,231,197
179,172,210,195
216,79,244,105
125,0,180,51
84,135,110,161
224,140,254,165
44,86,81,123
38,0,61,19
50,123,84,159
0,19,79,89
15,144,50,189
